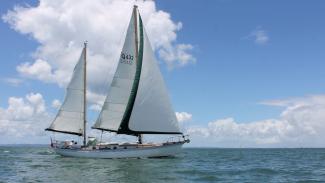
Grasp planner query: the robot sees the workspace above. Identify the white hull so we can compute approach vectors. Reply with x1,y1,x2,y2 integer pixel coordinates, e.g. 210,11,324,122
53,142,184,159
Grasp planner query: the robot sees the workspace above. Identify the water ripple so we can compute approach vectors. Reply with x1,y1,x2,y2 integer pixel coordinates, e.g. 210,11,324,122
1,146,325,182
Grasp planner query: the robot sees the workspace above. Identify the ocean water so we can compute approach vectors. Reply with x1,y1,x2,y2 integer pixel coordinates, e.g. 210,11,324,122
1,146,325,182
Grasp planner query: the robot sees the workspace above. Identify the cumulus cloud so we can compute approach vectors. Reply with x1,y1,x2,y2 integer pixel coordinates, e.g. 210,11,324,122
0,93,51,143
3,0,195,92
187,95,325,147
17,59,56,83
160,44,196,69
51,99,61,109
87,90,106,111
245,27,269,45
176,112,192,123
51,90,106,111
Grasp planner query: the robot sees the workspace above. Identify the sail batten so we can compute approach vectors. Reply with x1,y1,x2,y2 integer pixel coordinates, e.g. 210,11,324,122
45,46,86,136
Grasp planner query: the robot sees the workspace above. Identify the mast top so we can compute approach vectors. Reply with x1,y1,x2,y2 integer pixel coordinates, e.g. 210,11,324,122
84,41,88,48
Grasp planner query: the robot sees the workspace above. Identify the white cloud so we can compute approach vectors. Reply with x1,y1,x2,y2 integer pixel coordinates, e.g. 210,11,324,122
51,99,61,109
26,93,46,114
176,112,192,123
260,95,325,107
17,59,56,83
0,93,51,143
254,30,269,44
2,92,325,147
245,27,269,45
187,95,325,147
87,90,106,111
50,90,106,111
89,104,102,112
3,0,195,92
1,77,24,86
159,44,196,69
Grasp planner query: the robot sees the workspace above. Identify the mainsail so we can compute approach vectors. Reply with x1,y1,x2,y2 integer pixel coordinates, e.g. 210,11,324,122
92,8,137,132
93,6,181,135
46,44,87,136
125,24,180,134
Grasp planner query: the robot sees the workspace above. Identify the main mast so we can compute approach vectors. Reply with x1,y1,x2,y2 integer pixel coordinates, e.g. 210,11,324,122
83,41,87,146
133,5,142,144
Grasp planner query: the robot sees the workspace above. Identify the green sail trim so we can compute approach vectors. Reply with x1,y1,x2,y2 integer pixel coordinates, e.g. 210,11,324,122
117,14,144,135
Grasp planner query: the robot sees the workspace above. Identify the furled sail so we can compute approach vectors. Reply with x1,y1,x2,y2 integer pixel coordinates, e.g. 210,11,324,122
45,46,86,136
93,6,181,135
92,9,137,132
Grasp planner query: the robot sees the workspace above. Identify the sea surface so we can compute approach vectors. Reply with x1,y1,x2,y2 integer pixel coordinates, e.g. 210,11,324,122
1,146,325,182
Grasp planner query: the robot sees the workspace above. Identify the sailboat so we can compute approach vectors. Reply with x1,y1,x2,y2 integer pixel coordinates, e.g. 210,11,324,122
45,6,190,158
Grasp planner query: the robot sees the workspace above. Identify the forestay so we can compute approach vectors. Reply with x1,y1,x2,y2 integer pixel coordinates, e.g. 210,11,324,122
46,47,86,136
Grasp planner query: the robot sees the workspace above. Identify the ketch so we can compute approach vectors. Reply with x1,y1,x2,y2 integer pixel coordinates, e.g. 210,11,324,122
45,6,190,158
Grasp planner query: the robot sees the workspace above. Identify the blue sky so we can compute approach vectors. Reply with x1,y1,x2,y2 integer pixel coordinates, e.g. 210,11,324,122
1,0,325,146
158,0,325,122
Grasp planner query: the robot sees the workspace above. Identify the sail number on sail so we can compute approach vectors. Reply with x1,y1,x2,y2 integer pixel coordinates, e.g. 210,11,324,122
120,53,134,65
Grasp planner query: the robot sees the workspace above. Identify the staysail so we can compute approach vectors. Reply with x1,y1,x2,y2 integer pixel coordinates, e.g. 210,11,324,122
46,44,86,136
93,6,181,135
